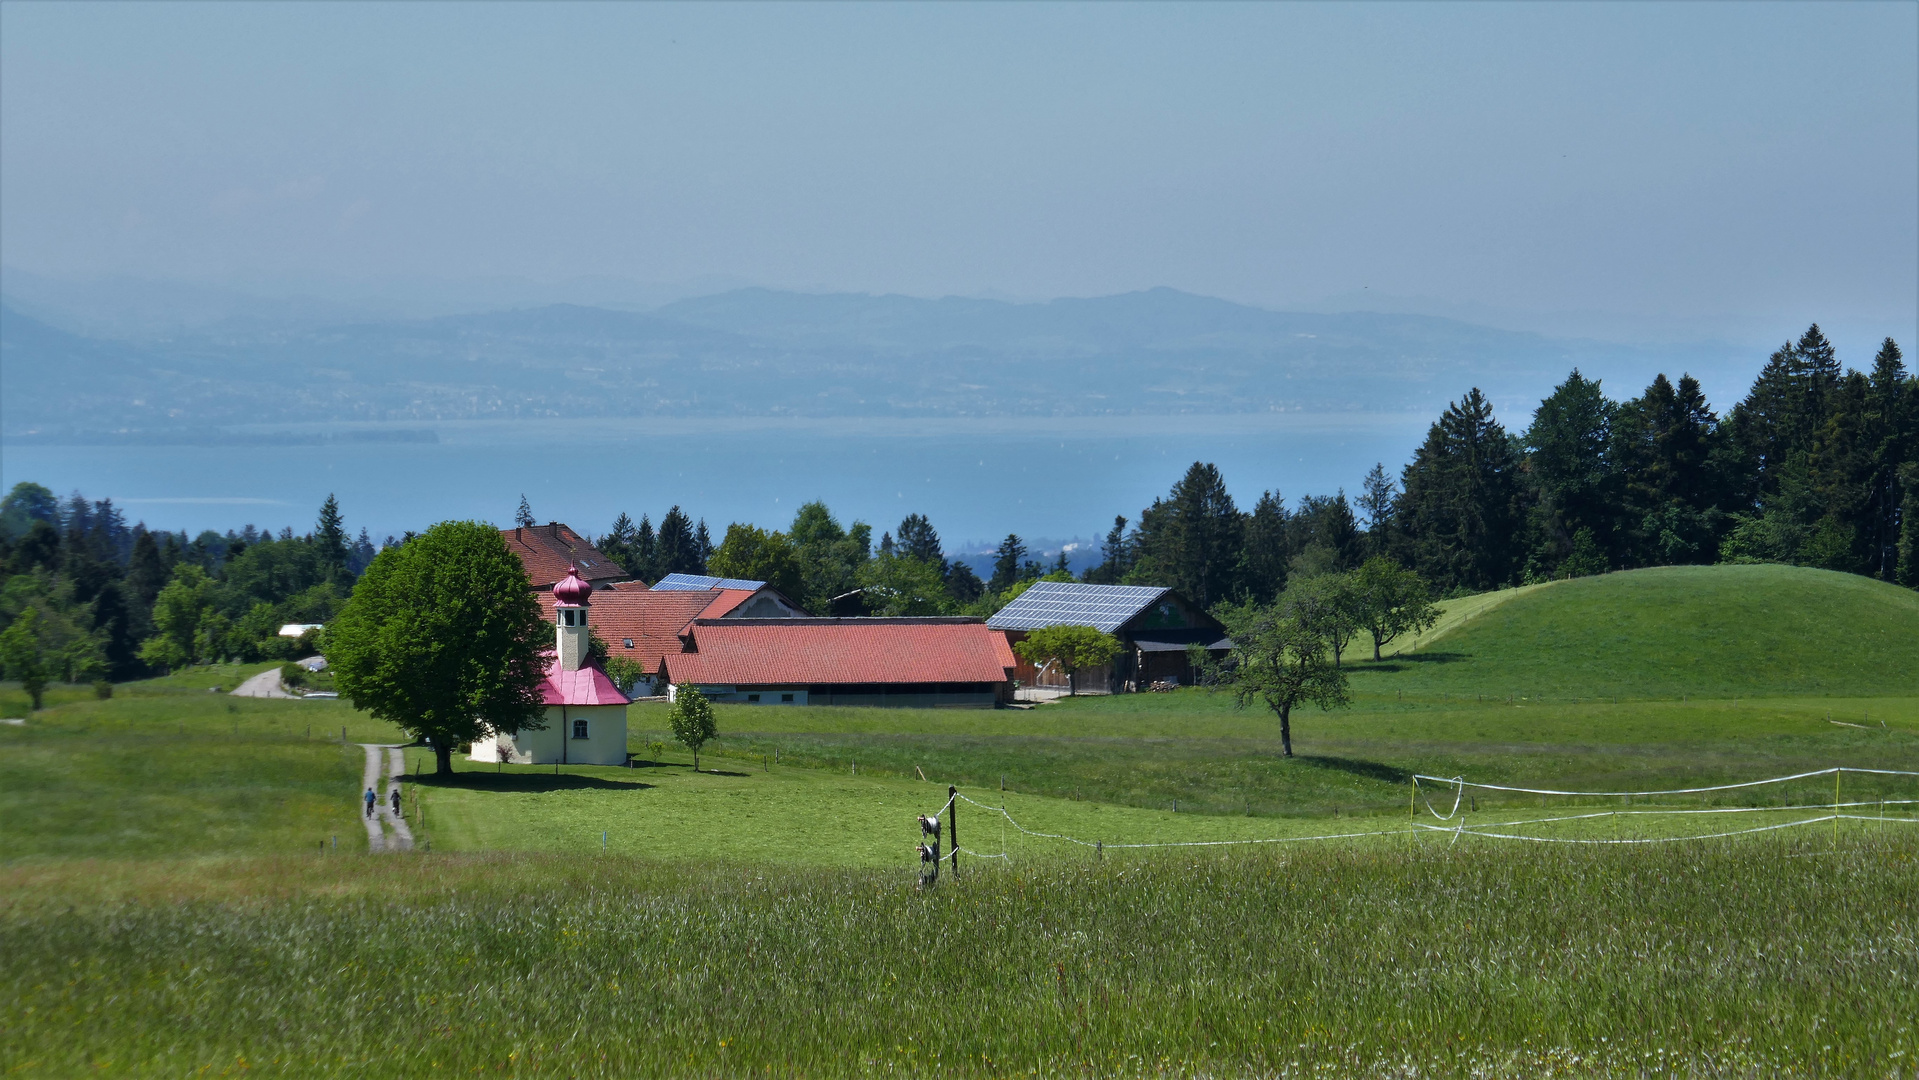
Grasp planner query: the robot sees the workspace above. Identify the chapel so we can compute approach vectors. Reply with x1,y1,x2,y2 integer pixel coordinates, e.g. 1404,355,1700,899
469,564,630,765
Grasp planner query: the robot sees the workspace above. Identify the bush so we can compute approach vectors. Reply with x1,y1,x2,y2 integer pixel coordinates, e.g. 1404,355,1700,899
92,679,113,700
279,663,308,690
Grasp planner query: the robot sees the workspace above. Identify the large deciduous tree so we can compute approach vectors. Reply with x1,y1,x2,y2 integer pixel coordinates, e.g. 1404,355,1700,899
1218,604,1349,758
0,607,48,709
1012,625,1121,696
328,521,549,775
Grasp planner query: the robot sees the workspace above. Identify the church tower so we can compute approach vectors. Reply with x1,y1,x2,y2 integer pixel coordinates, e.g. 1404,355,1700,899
553,564,592,671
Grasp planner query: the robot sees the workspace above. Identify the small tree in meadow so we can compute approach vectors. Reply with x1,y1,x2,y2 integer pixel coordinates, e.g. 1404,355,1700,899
1348,557,1441,661
1013,625,1122,696
1219,604,1349,757
669,686,718,771
0,608,49,710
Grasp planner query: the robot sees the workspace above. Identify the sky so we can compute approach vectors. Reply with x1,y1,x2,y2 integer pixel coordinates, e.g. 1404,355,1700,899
2,1,1915,353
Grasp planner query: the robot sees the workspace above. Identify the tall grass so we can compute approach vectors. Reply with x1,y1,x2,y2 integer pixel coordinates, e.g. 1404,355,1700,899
4,835,1915,1077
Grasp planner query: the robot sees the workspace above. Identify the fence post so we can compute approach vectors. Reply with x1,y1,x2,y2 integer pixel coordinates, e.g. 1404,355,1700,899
948,786,959,877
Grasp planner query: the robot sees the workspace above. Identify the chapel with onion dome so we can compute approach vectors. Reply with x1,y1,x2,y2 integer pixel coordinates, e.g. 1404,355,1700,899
469,564,631,766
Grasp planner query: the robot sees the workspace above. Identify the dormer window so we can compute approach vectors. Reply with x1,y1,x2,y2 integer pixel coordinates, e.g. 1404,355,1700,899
622,638,634,648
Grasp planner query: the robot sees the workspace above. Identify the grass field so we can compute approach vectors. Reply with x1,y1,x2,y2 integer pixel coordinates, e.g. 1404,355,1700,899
3,563,1918,1076
3,838,1915,1077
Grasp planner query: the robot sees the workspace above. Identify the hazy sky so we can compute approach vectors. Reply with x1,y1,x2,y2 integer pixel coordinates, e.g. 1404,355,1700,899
3,1,1915,348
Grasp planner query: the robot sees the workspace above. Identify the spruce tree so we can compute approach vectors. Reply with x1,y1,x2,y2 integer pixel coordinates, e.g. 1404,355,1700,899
1240,492,1291,602
515,495,536,528
657,507,697,577
1523,370,1619,570
1396,388,1524,591
988,534,1027,594
1129,462,1244,608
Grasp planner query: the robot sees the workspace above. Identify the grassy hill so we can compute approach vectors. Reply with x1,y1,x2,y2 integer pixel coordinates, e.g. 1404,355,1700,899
1355,564,1919,700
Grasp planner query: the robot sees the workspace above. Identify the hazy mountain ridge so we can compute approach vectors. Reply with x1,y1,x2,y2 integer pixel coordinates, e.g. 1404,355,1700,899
1,287,1751,440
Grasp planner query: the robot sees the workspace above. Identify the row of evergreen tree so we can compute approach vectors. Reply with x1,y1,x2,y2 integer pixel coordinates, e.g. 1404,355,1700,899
1079,326,1915,603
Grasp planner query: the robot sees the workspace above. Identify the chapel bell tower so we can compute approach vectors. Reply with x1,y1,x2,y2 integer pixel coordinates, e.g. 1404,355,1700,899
553,564,592,672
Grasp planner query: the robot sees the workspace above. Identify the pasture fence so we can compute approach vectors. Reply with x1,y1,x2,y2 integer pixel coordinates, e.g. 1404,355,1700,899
913,766,1919,871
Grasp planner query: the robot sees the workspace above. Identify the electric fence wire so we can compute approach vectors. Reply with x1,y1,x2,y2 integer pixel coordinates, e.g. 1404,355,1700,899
931,772,1919,858
1411,765,1919,798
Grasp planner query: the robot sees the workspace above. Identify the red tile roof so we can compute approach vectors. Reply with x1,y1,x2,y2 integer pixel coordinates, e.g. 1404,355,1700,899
538,588,721,673
540,655,631,706
504,523,633,589
660,619,1017,686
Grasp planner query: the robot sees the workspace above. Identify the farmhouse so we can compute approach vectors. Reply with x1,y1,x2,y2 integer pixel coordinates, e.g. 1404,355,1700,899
534,574,808,695
659,617,1017,708
470,565,630,765
503,522,635,591
988,581,1230,692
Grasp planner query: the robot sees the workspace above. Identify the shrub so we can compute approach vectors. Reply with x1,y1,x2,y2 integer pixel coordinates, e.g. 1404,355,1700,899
92,679,113,700
279,663,308,690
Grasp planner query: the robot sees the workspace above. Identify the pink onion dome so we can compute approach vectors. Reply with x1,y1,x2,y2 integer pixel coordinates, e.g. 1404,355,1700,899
552,564,593,606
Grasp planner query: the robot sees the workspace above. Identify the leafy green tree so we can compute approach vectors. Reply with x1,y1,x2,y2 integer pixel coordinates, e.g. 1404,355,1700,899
1559,528,1609,578
1218,604,1350,758
0,607,48,709
605,655,648,696
139,564,218,671
706,523,804,598
328,521,550,775
1011,625,1121,695
1347,557,1440,661
1280,571,1361,668
668,686,718,771
790,502,872,614
859,551,950,615
0,482,59,541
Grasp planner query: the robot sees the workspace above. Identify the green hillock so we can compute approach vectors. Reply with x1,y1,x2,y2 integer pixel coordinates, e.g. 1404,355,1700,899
1354,564,1919,700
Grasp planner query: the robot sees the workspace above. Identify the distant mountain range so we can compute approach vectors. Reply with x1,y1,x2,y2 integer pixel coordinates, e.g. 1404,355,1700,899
0,286,1755,441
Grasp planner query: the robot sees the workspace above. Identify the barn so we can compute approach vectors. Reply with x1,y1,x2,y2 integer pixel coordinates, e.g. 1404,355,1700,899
534,574,808,696
658,617,1017,708
987,581,1231,692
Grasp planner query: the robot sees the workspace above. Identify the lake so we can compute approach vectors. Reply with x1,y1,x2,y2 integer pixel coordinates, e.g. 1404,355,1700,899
2,413,1435,553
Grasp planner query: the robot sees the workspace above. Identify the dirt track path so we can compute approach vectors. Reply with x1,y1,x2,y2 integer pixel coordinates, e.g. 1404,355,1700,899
357,745,415,852
231,668,296,699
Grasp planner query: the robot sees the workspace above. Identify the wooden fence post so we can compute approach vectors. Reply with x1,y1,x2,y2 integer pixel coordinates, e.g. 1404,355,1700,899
948,786,959,877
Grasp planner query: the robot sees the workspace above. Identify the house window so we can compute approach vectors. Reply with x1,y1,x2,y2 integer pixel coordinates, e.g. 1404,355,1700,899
781,693,795,703
623,638,634,648
746,693,761,703
572,719,589,739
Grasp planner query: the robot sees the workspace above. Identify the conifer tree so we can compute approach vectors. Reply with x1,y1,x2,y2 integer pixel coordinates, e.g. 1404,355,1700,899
1395,389,1524,591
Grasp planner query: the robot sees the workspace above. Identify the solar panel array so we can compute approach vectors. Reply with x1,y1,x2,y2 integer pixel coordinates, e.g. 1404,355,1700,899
652,573,767,592
985,580,1170,632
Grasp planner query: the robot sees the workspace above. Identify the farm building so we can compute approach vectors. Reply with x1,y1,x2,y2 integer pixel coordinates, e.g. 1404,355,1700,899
534,574,808,696
471,565,630,766
503,522,636,592
650,573,808,618
658,617,1017,708
987,581,1230,692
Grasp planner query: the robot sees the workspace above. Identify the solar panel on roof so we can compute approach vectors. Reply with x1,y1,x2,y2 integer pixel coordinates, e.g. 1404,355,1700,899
985,580,1171,632
653,573,767,592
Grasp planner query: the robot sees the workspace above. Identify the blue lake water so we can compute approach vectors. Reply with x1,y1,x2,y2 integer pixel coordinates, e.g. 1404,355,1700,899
2,413,1434,552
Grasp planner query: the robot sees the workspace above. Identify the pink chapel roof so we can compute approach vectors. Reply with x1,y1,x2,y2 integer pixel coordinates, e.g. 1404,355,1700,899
539,655,630,706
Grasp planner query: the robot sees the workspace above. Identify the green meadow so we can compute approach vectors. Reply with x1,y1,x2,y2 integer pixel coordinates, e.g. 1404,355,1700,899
3,564,1918,1076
